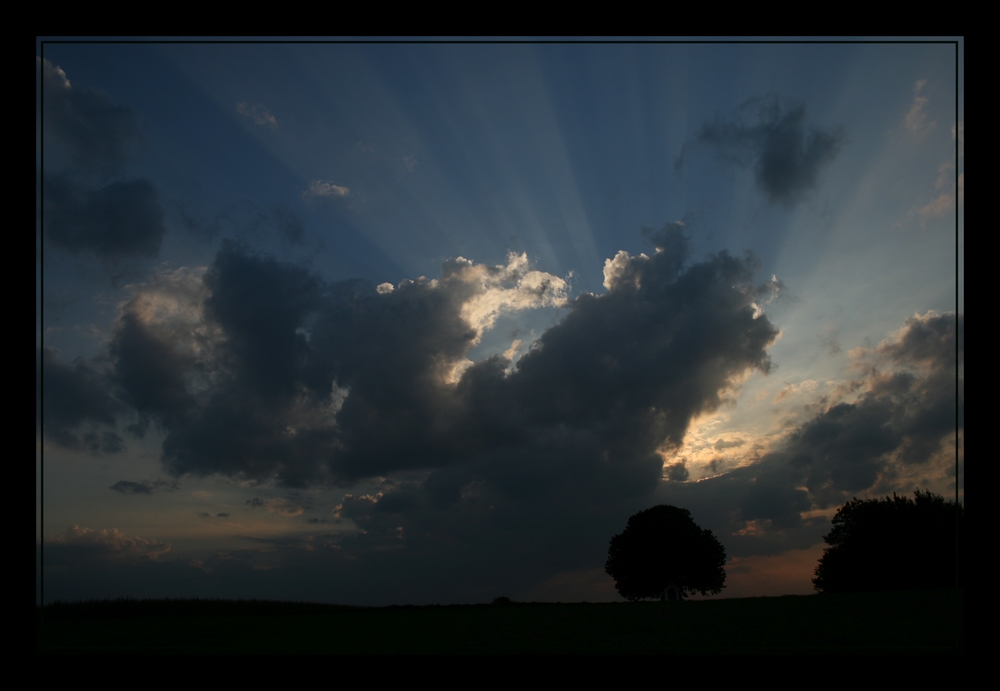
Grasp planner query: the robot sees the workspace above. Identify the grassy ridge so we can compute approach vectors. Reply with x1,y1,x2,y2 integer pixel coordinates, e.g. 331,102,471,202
36,589,963,654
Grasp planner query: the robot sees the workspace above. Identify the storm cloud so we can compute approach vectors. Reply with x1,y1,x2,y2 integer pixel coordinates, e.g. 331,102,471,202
39,58,167,261
87,227,965,603
108,227,779,499
713,311,963,533
43,175,166,260
38,57,140,174
52,228,959,603
37,347,123,454
677,95,845,207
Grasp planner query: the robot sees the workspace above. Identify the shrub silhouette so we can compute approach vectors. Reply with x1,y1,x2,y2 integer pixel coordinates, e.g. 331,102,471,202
605,505,726,601
813,490,964,594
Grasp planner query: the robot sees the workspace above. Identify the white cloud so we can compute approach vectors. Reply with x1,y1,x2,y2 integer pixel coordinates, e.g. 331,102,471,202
303,180,350,199
236,101,277,128
603,249,648,291
39,56,71,90
919,191,954,220
914,161,961,224
502,339,522,362
773,379,821,403
122,266,208,328
120,266,220,363
905,80,936,136
443,252,569,341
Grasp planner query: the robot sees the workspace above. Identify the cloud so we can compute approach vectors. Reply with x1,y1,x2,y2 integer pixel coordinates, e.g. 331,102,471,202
748,311,962,519
38,58,168,262
676,95,845,207
441,251,569,342
104,241,580,486
40,220,963,606
84,225,845,604
37,347,123,454
43,175,166,260
713,438,745,451
663,460,690,482
48,525,171,562
919,189,955,220
641,309,962,572
110,267,214,434
303,180,350,199
773,379,821,403
110,480,179,495
917,161,962,223
905,80,936,136
236,101,277,128
46,231,775,590
38,57,140,173
178,233,762,491
245,496,310,517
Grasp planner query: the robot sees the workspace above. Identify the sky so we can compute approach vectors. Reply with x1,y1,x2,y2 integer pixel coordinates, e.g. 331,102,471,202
36,38,963,606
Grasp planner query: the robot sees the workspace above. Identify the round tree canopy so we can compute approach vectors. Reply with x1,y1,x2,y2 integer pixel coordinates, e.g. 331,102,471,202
605,505,726,601
813,491,964,594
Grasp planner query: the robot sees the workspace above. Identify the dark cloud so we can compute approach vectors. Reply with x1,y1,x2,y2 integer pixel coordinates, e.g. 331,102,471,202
43,175,166,260
89,235,965,603
108,230,778,495
111,313,199,432
110,480,179,495
663,460,690,482
37,347,123,454
677,95,845,207
729,311,962,527
623,310,963,564
71,221,962,604
88,228,794,599
38,58,140,174
713,438,745,451
39,58,169,263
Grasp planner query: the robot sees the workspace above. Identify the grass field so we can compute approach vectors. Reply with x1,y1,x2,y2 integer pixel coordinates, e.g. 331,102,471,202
35,589,963,654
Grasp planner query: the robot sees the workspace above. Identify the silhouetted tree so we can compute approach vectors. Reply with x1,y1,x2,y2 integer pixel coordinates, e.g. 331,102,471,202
605,505,726,601
813,490,964,594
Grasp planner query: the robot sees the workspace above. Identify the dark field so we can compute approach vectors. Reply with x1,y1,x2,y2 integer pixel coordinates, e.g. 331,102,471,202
36,589,962,654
